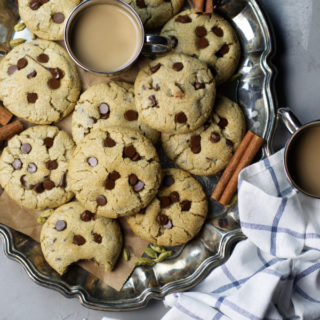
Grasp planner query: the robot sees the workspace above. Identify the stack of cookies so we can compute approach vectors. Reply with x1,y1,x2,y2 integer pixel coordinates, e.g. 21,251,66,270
0,0,245,275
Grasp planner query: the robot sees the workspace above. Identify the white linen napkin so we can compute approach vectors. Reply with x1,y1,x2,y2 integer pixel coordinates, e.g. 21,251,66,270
162,149,320,320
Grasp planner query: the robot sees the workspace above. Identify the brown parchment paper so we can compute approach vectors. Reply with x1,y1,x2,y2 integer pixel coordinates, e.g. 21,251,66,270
0,53,152,291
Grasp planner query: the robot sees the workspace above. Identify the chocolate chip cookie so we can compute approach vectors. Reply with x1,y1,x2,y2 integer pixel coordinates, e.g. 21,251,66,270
19,0,81,40
68,127,162,219
123,0,185,29
0,40,80,124
161,10,241,84
40,201,123,275
72,81,159,145
0,125,75,210
134,53,215,134
126,168,208,246
161,96,246,176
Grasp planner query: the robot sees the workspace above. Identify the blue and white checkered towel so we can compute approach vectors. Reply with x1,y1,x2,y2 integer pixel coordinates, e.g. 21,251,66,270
162,149,320,320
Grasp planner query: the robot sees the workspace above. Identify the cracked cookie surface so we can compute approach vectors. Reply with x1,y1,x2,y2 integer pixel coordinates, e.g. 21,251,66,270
68,126,162,219
134,53,215,134
123,0,185,29
0,125,75,210
161,10,241,84
161,96,246,176
72,81,159,145
19,0,81,40
40,201,123,275
126,168,208,246
0,40,81,124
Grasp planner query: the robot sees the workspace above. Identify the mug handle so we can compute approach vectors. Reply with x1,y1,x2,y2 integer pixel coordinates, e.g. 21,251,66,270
277,107,302,134
265,107,302,156
142,35,172,55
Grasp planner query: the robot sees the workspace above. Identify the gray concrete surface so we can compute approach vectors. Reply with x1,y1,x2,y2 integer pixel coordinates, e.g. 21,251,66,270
1,0,320,319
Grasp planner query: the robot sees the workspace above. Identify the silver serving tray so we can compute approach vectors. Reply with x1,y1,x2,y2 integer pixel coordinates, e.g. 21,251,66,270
0,0,277,311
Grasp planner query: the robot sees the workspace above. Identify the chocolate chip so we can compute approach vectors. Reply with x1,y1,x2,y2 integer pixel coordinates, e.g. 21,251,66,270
172,62,183,71
218,117,228,128
27,70,37,79
33,182,44,193
99,103,110,119
80,210,95,222
104,178,115,190
162,175,174,187
49,67,64,80
55,220,67,231
170,35,178,48
175,15,192,23
169,191,180,203
191,135,201,154
175,112,187,123
93,233,102,244
27,163,37,173
17,58,28,69
180,200,191,211
44,137,54,148
21,143,32,154
109,171,120,181
160,196,171,208
27,93,38,103
47,78,60,90
194,81,205,90
37,53,49,63
105,137,116,147
129,174,138,186
157,214,168,226
123,145,139,160
40,0,49,4
210,132,221,143
87,157,98,167
58,173,67,188
134,181,145,192
46,159,58,170
29,0,41,10
150,63,161,74
212,26,224,37
96,195,107,206
20,175,27,187
8,65,18,75
148,95,158,107
195,26,207,37
12,159,22,170
124,110,138,121
154,84,160,91
196,38,209,49
52,12,65,24
123,145,136,158
163,219,173,229
43,179,55,190
226,139,234,147
73,235,86,246
136,0,147,8
216,44,230,57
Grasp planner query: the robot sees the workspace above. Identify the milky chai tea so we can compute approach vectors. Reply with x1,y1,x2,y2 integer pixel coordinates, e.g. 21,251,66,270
286,124,320,197
69,3,143,72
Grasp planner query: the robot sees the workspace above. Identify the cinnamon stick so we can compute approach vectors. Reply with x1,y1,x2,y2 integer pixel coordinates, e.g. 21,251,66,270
0,106,13,126
204,0,213,14
218,133,265,206
211,130,255,201
0,120,23,142
194,0,205,13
